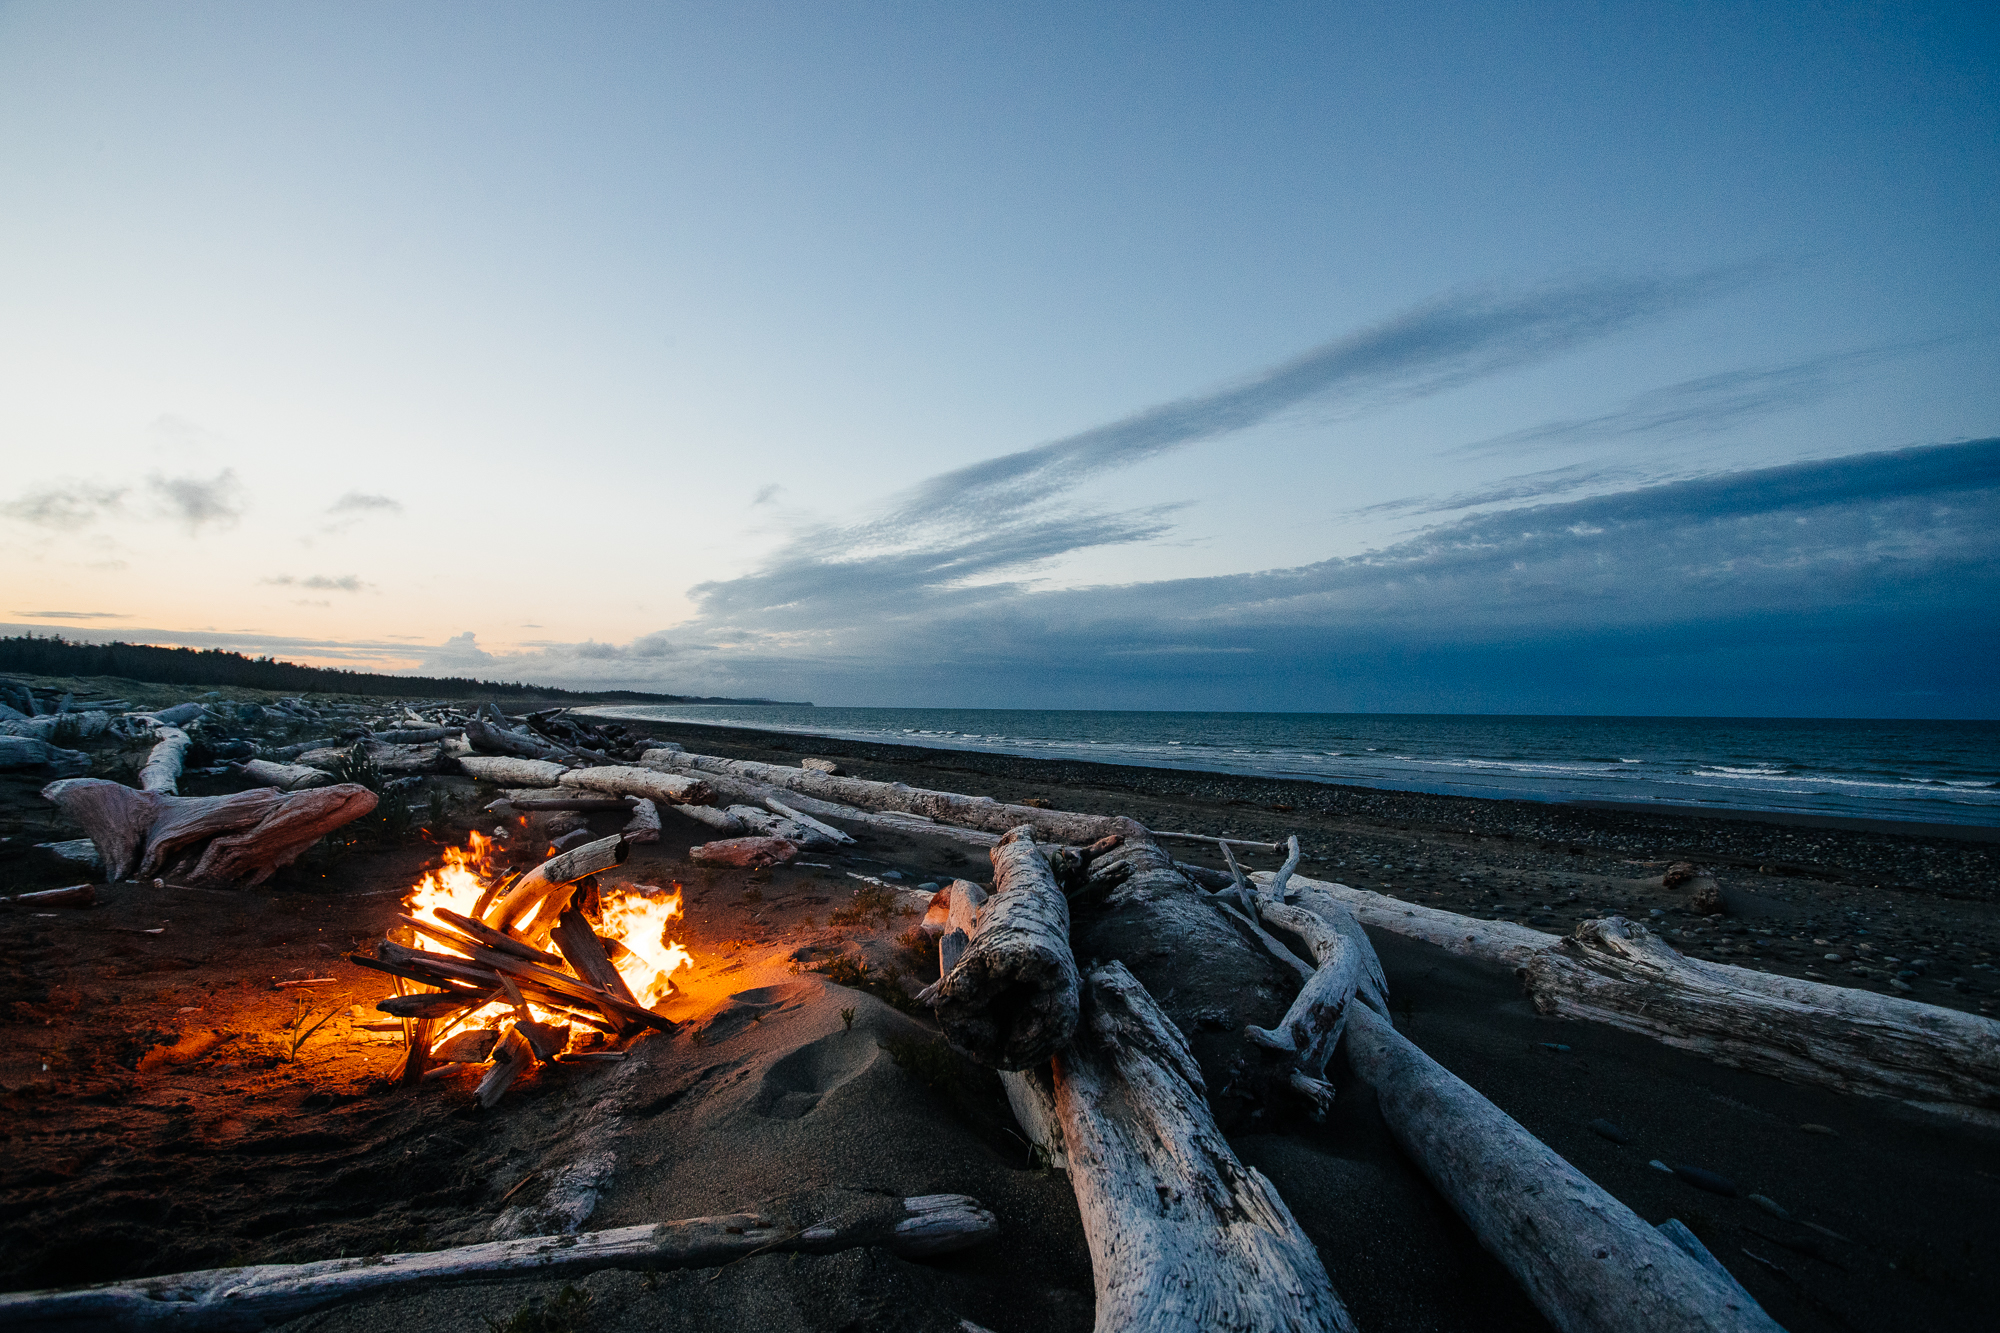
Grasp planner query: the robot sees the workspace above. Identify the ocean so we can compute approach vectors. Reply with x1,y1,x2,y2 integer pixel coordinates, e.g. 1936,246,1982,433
580,705,2000,828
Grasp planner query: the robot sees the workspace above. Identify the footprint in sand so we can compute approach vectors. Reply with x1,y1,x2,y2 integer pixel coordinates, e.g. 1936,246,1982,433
754,1028,882,1121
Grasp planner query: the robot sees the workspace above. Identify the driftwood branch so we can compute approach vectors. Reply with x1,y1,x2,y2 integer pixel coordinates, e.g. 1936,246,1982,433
0,1190,998,1331
1344,1002,1782,1333
42,778,376,887
137,726,191,795
1053,960,1353,1333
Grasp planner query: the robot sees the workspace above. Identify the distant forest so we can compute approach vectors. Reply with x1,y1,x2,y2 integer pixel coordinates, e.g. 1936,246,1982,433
0,634,777,704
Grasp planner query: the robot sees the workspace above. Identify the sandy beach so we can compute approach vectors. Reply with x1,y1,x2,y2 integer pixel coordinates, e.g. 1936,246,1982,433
2,698,1995,1332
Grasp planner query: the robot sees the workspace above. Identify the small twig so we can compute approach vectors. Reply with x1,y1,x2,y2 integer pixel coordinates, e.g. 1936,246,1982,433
498,1172,539,1205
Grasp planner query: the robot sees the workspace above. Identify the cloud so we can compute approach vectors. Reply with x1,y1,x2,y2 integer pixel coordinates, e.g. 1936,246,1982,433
264,574,368,592
1445,341,1953,461
327,492,403,516
10,610,128,620
440,438,2000,714
0,483,128,528
752,485,783,506
149,469,244,532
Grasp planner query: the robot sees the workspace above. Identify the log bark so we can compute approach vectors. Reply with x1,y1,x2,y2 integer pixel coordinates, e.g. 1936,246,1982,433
647,750,1120,843
138,727,191,795
557,764,711,807
458,756,570,786
1053,960,1353,1333
137,790,285,879
41,779,160,880
934,829,1081,1070
0,1190,997,1332
232,759,333,791
620,796,662,844
1264,871,2000,1111
1343,1002,1782,1333
184,785,380,887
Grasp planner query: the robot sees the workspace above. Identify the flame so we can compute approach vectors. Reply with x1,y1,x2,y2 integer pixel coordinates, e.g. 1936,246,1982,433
598,886,694,1007
395,832,693,1040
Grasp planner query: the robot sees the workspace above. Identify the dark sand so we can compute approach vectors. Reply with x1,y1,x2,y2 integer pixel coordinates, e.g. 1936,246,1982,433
2,694,1996,1333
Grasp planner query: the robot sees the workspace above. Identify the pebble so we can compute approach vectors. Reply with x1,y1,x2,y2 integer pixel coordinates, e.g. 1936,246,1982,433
1800,1123,1838,1136
1672,1164,1741,1197
1587,1118,1631,1144
1748,1193,1792,1221
1649,1159,1674,1174
1891,978,1913,992
1540,1042,1571,1052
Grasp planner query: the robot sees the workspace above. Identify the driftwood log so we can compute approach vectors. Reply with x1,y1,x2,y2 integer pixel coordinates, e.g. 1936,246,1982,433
137,727,191,795
557,765,711,806
1261,871,2000,1110
458,756,569,787
231,759,333,791
41,778,377,887
620,796,661,844
642,749,1120,843
0,1190,998,1332
638,755,1004,850
665,801,744,833
933,828,1081,1070
486,834,629,939
464,717,569,762
1054,960,1353,1333
1343,1002,1782,1333
0,735,89,773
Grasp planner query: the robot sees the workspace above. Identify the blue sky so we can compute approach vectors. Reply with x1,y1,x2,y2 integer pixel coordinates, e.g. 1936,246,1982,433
1,2,1995,714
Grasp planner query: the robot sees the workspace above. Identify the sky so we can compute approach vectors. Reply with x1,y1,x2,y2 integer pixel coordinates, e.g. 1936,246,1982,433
1,1,1996,716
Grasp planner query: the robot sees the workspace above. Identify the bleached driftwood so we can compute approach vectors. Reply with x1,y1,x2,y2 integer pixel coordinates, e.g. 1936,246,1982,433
620,796,662,844
721,804,842,848
999,1063,1068,1171
1151,831,1285,854
464,717,569,762
1243,888,1382,1121
458,756,570,786
0,1190,998,1332
0,736,89,773
915,880,986,1004
1053,961,1353,1333
1261,871,2000,1110
666,801,745,833
1526,915,2000,1110
41,778,376,887
2,885,96,908
765,796,855,844
486,834,630,938
934,829,1081,1070
138,727,191,795
639,755,1003,850
232,759,333,791
643,750,1120,843
1343,1002,1781,1333
558,764,711,806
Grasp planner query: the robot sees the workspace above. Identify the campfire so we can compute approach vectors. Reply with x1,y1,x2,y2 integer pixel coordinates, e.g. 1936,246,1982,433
349,829,691,1106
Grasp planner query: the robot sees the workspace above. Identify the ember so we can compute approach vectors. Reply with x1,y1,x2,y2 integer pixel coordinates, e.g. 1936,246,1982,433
351,829,692,1105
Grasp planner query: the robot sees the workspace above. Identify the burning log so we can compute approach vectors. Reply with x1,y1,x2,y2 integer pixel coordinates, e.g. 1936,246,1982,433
376,989,497,1020
430,1028,498,1063
138,726,191,794
485,834,629,938
0,1190,998,1332
689,835,799,868
1053,961,1354,1333
476,1026,535,1108
549,907,648,1036
1343,1002,1783,1333
230,759,333,791
620,796,662,844
457,756,569,786
557,764,711,806
1260,870,2000,1111
933,829,1080,1070
643,749,1121,843
42,778,377,887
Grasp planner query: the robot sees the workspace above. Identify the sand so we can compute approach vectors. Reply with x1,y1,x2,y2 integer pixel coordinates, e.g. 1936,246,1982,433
2,701,1996,1333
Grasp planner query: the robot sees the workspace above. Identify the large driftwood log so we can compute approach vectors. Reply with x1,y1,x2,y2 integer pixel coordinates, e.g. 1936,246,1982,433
720,804,842,848
934,828,1081,1070
620,796,661,844
138,727,191,795
232,759,333,791
643,749,1120,843
464,717,569,762
0,1190,998,1331
1343,1002,1782,1333
458,756,570,786
41,778,377,886
1261,871,2000,1110
639,754,1003,849
1054,961,1353,1333
0,736,89,773
558,764,711,806
666,801,745,833
1526,915,2000,1110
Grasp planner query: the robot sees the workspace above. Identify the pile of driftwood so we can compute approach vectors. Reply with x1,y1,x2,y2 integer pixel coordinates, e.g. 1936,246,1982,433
354,832,679,1109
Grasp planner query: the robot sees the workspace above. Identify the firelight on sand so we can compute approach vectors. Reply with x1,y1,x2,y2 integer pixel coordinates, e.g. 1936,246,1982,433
402,830,693,1020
